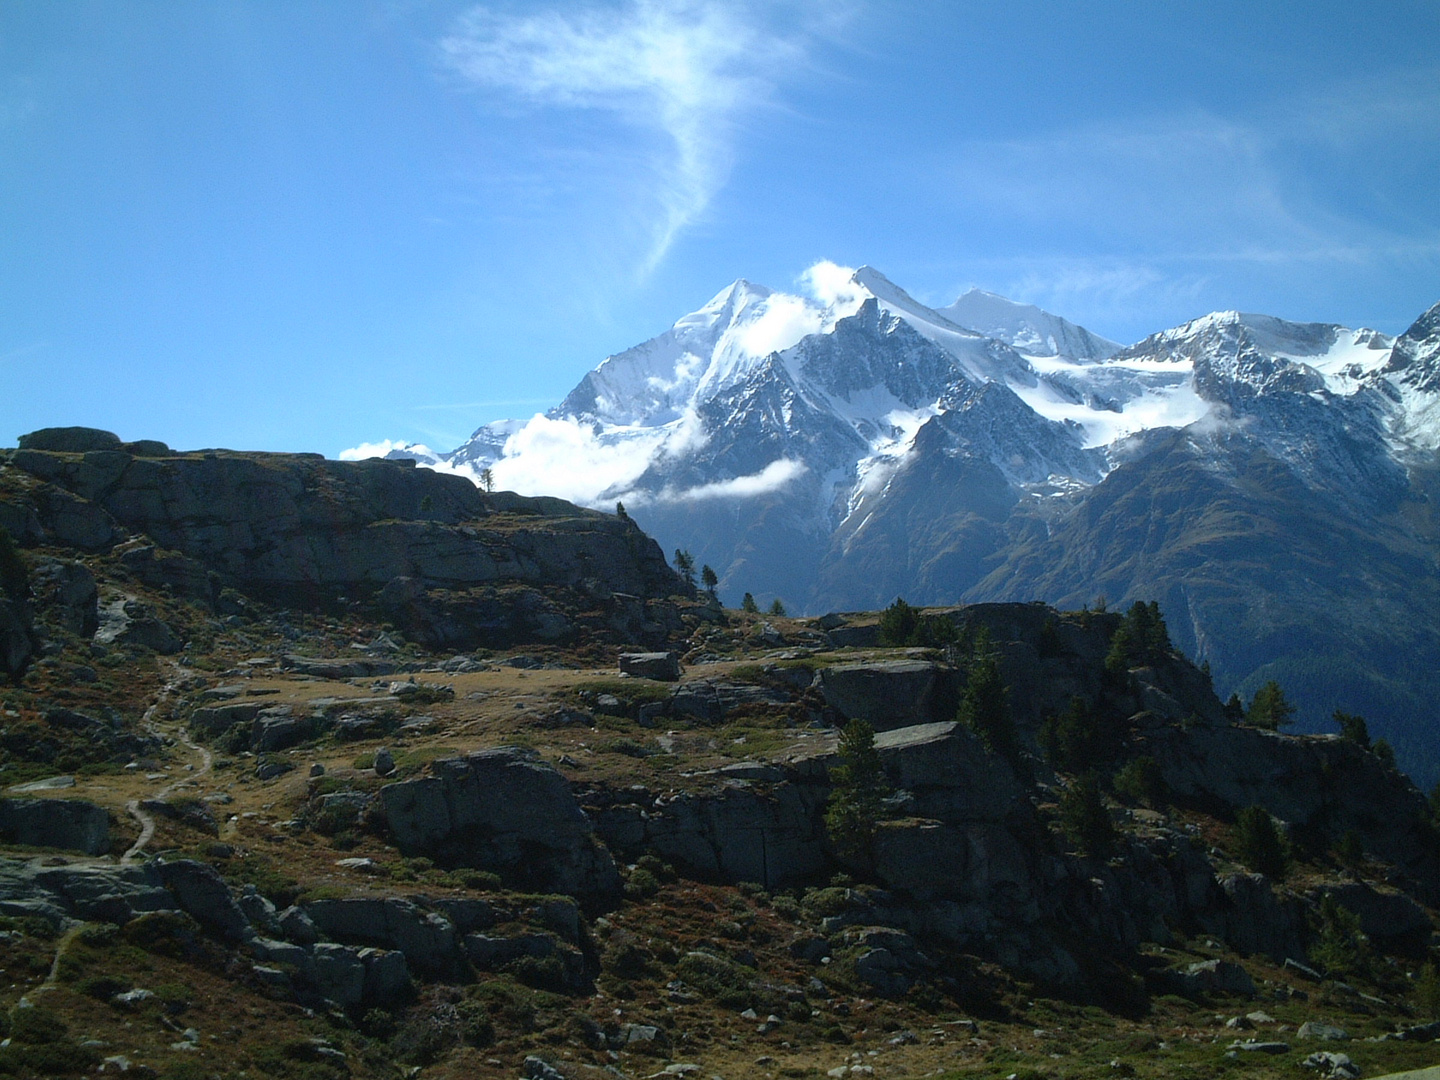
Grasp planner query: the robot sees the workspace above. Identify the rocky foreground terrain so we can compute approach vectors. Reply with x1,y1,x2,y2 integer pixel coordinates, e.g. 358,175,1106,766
1,429,1439,1080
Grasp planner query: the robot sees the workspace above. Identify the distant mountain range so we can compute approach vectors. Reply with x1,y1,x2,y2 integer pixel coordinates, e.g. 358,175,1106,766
383,268,1440,784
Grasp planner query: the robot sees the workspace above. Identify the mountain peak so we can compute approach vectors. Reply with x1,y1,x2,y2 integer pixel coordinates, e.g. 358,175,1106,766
941,288,1120,360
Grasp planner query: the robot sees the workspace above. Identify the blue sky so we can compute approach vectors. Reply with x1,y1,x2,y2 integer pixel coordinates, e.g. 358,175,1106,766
3,0,1438,456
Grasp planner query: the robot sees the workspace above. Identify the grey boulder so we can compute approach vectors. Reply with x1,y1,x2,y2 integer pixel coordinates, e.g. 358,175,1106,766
380,747,621,899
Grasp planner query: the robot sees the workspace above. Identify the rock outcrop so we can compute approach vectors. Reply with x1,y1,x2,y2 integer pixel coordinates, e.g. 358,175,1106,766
380,747,622,899
0,797,110,855
1,429,686,650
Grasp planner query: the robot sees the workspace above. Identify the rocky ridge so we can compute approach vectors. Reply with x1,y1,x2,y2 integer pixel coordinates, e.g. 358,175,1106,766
1,427,1439,1079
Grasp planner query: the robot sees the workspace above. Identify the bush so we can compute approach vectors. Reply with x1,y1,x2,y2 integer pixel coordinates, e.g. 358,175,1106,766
360,1008,397,1040
0,1042,101,1076
8,1004,68,1044
675,950,752,1010
1234,805,1289,879
624,867,661,900
1058,776,1115,857
76,974,129,1000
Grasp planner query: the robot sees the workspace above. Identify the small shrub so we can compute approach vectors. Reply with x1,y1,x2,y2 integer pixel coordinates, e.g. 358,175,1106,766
624,867,661,900
360,1008,397,1040
1234,805,1289,879
770,894,801,921
602,738,652,758
76,974,129,1000
603,940,654,980
453,868,502,891
675,950,752,1008
9,1004,68,1044
635,854,676,882
0,1042,101,1076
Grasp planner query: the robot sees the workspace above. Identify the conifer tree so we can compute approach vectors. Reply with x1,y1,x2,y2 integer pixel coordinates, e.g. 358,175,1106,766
957,629,1019,765
1247,681,1296,730
673,549,696,589
824,719,889,862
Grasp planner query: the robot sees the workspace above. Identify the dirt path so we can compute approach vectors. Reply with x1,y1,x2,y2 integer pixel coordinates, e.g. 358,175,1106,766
121,669,213,865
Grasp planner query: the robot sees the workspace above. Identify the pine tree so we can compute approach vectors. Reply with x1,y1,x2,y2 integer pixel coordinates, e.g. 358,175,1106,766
673,549,696,589
957,629,1019,765
478,467,495,492
878,598,918,646
1247,681,1296,730
1105,600,1172,673
1333,709,1370,749
1059,776,1115,857
824,720,889,862
741,592,759,614
0,527,27,603
769,598,786,616
700,565,718,598
1235,805,1289,878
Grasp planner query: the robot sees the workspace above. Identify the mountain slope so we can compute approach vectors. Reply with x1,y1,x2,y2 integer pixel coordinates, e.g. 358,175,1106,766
377,273,1440,782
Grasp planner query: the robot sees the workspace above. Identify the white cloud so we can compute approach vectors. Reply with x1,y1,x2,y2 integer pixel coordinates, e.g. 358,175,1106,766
736,293,824,358
339,439,418,461
659,457,807,501
486,411,708,505
800,260,864,310
441,1,806,271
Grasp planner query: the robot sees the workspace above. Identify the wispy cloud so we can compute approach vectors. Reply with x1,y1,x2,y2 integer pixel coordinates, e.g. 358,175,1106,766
440,1,823,272
935,68,1440,335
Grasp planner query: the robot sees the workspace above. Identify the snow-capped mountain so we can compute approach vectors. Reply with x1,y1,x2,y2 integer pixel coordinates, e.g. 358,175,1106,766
372,269,1440,784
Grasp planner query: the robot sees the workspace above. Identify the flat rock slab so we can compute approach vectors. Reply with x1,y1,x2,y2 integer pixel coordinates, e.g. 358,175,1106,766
816,660,954,731
7,775,76,792
620,652,680,681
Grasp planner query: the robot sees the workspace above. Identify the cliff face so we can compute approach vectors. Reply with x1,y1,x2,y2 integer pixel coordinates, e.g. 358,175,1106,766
0,428,684,661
